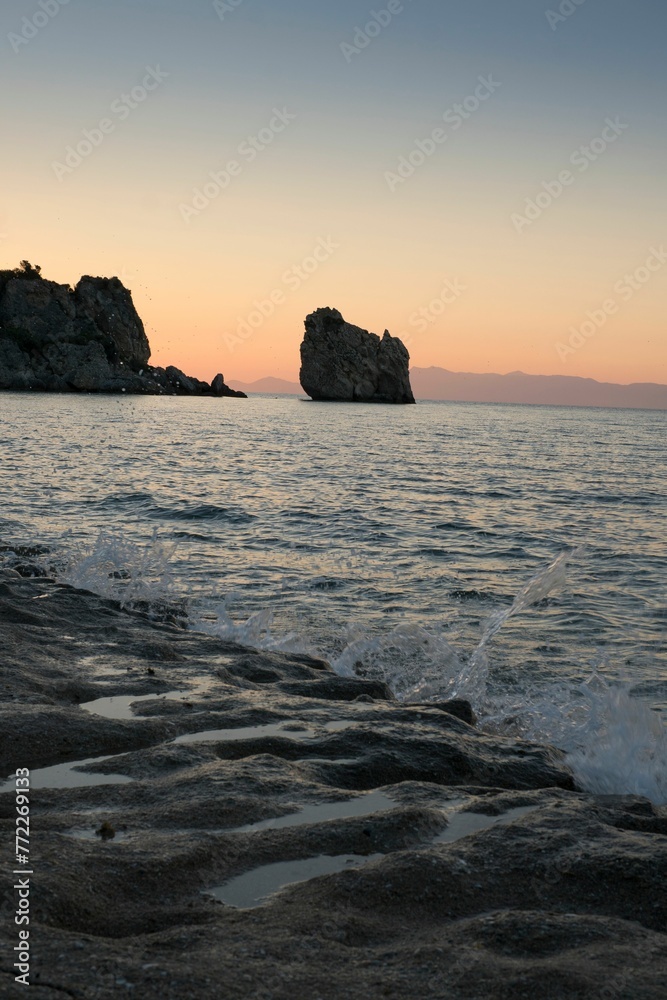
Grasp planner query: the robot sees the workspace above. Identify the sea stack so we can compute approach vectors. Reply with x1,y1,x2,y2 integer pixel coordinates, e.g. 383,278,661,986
299,307,415,404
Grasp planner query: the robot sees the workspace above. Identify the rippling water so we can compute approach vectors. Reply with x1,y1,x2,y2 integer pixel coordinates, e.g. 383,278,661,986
1,391,666,797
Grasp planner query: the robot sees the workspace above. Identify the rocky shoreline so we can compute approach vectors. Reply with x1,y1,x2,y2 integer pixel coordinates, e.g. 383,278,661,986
1,569,665,997
0,263,246,397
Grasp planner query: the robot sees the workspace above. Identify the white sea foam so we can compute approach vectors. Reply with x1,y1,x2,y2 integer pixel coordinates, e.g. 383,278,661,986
195,596,315,655
191,553,667,804
7,528,665,804
332,552,667,805
564,680,667,803
53,530,178,609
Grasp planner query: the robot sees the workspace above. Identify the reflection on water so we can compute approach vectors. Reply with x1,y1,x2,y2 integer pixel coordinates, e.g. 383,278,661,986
207,853,385,909
0,755,134,792
208,803,538,908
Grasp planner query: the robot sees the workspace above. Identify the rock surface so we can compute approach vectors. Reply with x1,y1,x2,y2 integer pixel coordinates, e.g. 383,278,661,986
300,307,415,404
0,262,247,397
1,568,665,998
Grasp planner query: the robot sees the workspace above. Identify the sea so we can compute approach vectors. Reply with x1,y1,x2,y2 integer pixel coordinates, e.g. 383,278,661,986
1,392,666,802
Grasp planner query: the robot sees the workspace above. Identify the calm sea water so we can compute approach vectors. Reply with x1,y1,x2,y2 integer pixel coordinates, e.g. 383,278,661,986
1,392,666,797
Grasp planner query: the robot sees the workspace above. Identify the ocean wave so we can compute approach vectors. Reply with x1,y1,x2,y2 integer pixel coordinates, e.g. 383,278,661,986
4,524,665,804
93,493,255,525
155,502,255,524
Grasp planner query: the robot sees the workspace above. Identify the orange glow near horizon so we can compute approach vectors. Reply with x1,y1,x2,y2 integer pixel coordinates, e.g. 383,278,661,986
5,184,664,388
3,3,666,389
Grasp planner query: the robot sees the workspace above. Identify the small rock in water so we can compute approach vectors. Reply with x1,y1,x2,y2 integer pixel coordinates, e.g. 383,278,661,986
211,372,248,398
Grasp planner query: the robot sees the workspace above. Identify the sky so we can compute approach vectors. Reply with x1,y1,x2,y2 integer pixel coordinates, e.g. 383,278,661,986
2,0,666,385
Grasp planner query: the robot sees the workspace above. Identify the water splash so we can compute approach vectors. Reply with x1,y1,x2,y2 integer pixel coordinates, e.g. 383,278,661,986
564,677,667,802
333,623,463,700
56,530,178,610
4,527,665,803
333,551,573,707
332,550,667,804
450,549,574,705
195,596,315,655
482,674,667,805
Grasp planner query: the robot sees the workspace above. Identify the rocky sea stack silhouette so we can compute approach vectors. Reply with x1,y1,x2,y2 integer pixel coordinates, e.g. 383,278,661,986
0,262,246,397
300,307,415,404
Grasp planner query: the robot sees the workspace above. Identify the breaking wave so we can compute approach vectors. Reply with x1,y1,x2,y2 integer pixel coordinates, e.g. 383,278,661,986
194,550,667,804
1,530,178,611
2,541,665,804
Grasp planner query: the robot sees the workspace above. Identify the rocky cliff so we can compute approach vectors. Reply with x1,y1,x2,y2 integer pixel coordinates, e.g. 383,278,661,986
300,307,415,404
0,262,246,397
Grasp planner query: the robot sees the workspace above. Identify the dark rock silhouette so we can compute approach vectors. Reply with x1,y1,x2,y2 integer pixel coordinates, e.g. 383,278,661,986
0,262,246,397
300,307,415,404
211,372,247,398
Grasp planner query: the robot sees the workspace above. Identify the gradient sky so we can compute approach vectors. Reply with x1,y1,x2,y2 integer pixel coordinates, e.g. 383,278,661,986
2,0,666,384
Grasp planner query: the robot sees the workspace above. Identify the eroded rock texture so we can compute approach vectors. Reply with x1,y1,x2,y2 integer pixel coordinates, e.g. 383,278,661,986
0,569,665,999
300,307,415,404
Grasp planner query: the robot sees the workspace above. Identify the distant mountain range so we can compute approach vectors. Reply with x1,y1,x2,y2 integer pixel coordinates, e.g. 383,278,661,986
229,377,304,395
229,369,667,410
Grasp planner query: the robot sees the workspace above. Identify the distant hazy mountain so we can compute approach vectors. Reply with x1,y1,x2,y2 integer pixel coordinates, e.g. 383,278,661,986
230,370,667,410
410,368,667,410
228,377,303,395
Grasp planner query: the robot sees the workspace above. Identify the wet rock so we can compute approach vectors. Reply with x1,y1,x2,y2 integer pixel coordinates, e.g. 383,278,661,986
278,677,395,703
300,307,415,404
1,571,666,999
406,699,477,725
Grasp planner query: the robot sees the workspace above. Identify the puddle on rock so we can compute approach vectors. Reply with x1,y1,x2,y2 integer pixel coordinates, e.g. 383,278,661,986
174,721,317,745
433,805,538,843
0,755,134,793
233,790,399,833
206,804,538,909
207,853,384,909
173,718,353,746
80,682,210,721
323,720,357,733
